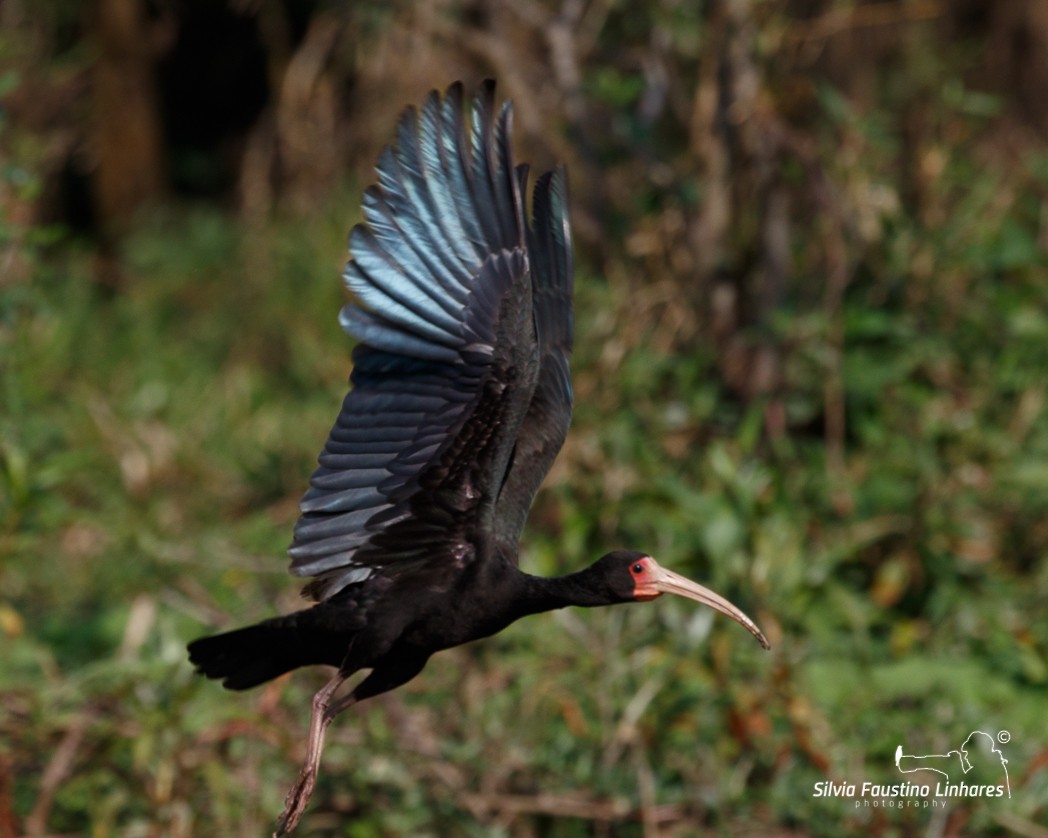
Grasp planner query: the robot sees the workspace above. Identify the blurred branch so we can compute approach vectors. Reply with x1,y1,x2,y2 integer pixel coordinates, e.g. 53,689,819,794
24,710,98,837
993,812,1048,838
459,789,631,820
784,0,946,45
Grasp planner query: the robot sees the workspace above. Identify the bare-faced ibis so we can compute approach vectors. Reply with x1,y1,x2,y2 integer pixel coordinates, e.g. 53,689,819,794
188,81,769,835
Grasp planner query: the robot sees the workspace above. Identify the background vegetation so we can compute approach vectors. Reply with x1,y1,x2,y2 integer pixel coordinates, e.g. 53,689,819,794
3,0,1048,835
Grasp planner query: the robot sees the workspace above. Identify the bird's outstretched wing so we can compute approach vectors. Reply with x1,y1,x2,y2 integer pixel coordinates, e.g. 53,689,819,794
493,167,573,558
289,82,546,601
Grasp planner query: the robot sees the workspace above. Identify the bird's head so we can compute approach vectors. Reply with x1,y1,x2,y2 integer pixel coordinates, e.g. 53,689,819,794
595,550,770,650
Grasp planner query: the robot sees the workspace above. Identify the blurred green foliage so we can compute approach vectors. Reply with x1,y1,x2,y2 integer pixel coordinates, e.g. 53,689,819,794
3,1,1048,836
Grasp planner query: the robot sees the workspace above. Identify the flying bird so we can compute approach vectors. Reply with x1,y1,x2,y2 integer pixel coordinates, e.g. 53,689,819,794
188,80,769,835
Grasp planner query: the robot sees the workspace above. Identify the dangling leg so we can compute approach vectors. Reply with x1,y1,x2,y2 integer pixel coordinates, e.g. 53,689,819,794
273,672,349,836
272,654,430,836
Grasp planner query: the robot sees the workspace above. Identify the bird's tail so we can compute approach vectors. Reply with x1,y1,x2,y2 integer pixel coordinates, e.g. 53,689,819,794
187,612,343,691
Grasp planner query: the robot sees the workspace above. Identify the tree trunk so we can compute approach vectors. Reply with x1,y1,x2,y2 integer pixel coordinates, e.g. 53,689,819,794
90,0,165,231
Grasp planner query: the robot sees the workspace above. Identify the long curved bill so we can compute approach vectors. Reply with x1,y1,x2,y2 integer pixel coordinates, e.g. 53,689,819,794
647,564,771,650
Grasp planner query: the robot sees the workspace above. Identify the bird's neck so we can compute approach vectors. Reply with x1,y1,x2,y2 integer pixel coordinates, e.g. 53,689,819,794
513,566,614,616
452,564,620,645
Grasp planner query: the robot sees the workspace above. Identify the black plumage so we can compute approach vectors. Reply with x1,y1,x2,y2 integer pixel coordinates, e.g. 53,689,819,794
187,81,768,836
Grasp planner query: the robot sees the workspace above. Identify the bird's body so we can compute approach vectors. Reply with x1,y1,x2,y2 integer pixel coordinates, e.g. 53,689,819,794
193,548,674,691
188,81,768,836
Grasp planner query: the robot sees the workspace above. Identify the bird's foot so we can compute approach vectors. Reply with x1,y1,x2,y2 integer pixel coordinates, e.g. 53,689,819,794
273,767,317,837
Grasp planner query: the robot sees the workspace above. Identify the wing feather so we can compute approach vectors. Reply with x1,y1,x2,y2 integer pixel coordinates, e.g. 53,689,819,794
289,82,570,602
493,167,575,557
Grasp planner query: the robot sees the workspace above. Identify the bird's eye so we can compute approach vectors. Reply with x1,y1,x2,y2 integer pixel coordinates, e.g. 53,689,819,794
631,563,644,575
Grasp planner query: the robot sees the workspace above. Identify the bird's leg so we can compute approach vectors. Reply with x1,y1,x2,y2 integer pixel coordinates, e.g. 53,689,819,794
273,672,351,837
272,656,430,835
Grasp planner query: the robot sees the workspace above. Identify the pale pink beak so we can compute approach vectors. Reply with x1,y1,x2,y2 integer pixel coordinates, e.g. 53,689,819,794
638,561,770,650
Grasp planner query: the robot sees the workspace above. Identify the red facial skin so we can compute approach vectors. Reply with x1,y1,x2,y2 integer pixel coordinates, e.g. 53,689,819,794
630,556,663,601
